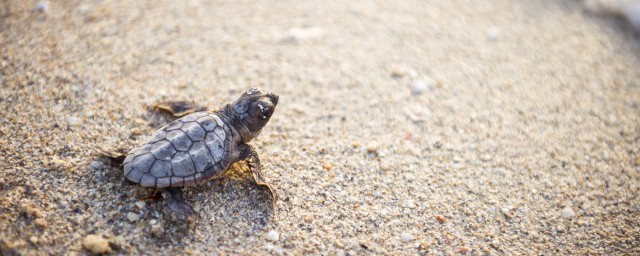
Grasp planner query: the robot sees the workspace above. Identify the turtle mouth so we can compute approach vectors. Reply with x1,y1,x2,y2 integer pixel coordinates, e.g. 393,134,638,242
268,93,279,106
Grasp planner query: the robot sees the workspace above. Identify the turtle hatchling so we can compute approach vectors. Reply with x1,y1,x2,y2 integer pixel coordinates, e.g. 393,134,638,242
122,88,279,221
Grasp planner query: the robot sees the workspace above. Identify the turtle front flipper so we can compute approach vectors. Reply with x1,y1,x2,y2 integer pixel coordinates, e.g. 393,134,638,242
240,144,277,208
152,100,208,117
251,165,277,208
163,187,197,222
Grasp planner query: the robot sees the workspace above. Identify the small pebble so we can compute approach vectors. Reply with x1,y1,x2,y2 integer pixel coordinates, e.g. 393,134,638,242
419,241,430,250
412,77,435,95
49,156,70,170
412,80,427,95
134,201,146,209
390,66,407,78
89,161,105,170
151,224,164,235
435,215,446,223
36,1,49,12
487,26,500,41
20,204,44,218
303,214,313,223
266,230,279,241
76,4,90,14
67,116,81,126
126,212,140,222
401,233,413,243
263,243,276,251
366,142,380,153
183,248,199,255
404,199,416,209
290,27,324,40
336,249,346,256
405,106,429,122
561,207,576,219
34,218,48,228
380,159,393,172
130,127,143,136
82,235,110,254
404,141,418,155
282,27,325,43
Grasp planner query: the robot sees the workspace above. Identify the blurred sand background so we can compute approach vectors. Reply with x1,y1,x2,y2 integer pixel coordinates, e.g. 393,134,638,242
1,0,640,255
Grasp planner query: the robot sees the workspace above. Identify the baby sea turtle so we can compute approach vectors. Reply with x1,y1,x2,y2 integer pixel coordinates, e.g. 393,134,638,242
122,88,279,221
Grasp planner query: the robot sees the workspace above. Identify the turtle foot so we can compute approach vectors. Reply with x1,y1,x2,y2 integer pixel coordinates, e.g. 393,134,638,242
164,199,197,222
162,187,197,222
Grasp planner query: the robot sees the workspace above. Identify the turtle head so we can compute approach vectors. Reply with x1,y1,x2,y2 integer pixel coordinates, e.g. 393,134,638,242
232,88,279,142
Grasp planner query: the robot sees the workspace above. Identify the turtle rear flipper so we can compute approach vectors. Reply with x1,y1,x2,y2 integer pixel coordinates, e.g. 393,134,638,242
96,147,128,165
163,187,198,222
152,100,208,117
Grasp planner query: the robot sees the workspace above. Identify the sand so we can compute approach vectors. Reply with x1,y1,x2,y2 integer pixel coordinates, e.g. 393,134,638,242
1,0,639,255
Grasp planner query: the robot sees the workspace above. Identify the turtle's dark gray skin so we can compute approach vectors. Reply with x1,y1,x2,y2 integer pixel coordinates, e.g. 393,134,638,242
122,88,279,221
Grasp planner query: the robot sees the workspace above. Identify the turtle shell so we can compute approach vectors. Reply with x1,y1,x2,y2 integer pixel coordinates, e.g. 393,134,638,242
123,112,232,188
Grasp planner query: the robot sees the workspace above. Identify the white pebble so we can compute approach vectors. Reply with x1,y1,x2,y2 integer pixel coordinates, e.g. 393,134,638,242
77,4,91,14
412,81,427,95
36,1,49,12
412,77,435,95
89,161,105,170
134,201,146,209
401,233,413,243
263,243,276,251
404,199,416,209
561,207,576,219
67,116,81,126
151,224,164,235
266,230,280,241
487,26,500,41
126,212,140,222
288,27,325,40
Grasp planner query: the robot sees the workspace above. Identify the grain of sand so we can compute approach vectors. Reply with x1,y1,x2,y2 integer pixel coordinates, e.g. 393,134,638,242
1,0,640,255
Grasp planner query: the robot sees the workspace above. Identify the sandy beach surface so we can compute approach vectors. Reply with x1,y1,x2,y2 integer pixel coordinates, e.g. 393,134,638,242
1,0,639,255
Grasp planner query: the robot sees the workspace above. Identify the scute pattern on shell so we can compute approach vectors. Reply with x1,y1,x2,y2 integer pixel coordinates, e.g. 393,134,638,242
123,112,230,188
